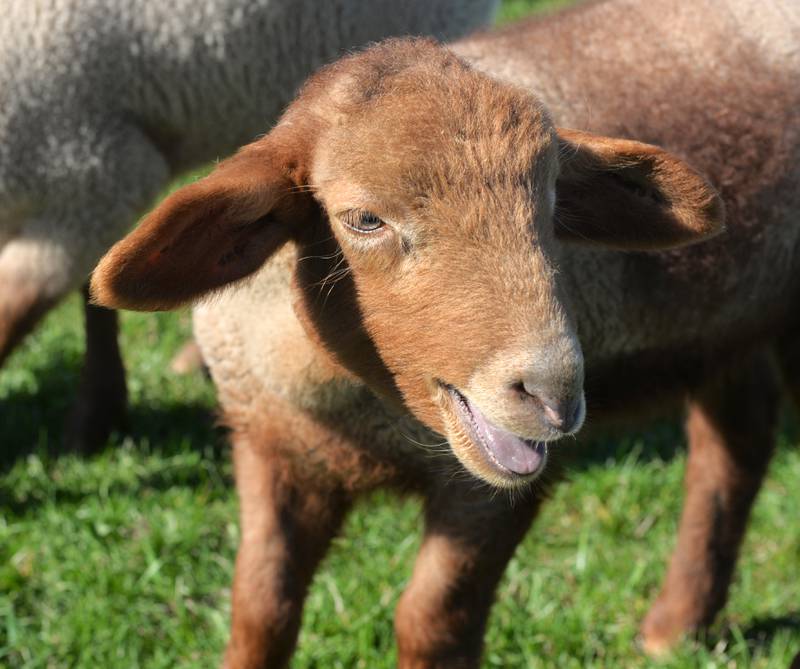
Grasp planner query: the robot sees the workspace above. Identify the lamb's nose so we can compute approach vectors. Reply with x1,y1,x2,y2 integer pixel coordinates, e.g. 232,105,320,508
520,381,584,434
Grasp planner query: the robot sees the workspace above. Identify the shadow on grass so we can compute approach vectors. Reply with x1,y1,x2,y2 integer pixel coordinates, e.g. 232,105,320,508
0,356,77,465
0,353,225,474
0,388,228,516
739,611,800,642
704,611,800,655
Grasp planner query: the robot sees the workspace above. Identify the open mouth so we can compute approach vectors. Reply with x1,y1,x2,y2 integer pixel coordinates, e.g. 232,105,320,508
443,384,547,480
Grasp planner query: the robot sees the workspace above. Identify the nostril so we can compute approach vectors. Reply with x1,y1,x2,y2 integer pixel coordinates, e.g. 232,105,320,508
559,396,586,434
514,383,565,428
541,401,565,429
514,382,549,412
514,382,582,433
520,379,538,399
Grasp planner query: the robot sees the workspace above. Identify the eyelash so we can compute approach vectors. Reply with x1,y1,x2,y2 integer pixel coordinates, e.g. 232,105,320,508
340,210,385,234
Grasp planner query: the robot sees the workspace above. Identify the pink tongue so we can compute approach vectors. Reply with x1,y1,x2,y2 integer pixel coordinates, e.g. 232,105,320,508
453,392,545,475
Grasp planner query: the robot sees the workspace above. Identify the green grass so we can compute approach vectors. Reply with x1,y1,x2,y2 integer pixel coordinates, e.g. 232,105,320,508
2,1,800,667
499,0,577,22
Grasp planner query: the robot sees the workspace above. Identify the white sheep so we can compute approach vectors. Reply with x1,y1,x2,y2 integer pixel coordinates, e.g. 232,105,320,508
0,0,497,449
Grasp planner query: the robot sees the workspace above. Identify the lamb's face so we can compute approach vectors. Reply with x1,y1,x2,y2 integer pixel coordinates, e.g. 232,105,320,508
308,70,585,488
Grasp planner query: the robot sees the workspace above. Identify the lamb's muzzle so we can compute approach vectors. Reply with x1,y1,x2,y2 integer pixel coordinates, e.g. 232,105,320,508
443,384,550,478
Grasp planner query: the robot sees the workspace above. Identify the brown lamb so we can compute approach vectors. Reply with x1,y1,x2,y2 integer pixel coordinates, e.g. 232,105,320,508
92,0,800,665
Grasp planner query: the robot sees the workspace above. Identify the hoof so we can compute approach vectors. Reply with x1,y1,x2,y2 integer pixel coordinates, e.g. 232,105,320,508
637,631,676,659
639,601,690,658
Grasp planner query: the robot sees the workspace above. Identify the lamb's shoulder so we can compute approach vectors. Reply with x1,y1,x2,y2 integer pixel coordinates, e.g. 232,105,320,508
193,243,432,480
193,245,325,409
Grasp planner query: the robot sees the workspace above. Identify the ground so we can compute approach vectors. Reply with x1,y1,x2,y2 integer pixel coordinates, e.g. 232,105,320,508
1,1,799,667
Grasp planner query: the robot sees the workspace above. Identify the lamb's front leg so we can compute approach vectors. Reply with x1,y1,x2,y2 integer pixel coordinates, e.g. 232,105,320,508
225,435,350,669
640,353,779,655
395,479,542,669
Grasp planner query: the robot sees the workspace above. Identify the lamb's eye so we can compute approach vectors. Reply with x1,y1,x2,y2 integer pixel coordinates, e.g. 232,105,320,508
341,210,385,234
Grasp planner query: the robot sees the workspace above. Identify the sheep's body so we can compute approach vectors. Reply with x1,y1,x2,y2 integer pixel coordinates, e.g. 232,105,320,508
184,0,800,660
0,0,496,187
0,0,497,446
0,0,497,190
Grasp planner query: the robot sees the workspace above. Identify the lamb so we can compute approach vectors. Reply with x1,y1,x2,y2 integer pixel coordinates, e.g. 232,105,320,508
0,0,497,450
92,0,800,665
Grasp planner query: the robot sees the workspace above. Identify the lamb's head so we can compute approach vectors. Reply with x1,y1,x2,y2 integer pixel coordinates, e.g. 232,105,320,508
92,39,723,488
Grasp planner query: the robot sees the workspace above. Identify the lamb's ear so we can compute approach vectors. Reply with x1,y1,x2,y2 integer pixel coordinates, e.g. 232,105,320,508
554,128,724,251
91,139,317,311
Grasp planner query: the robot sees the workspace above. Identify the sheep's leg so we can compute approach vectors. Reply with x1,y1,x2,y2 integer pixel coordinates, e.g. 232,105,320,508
0,273,59,366
0,124,168,450
640,353,779,655
62,284,127,452
395,481,540,669
225,436,350,669
62,130,168,451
